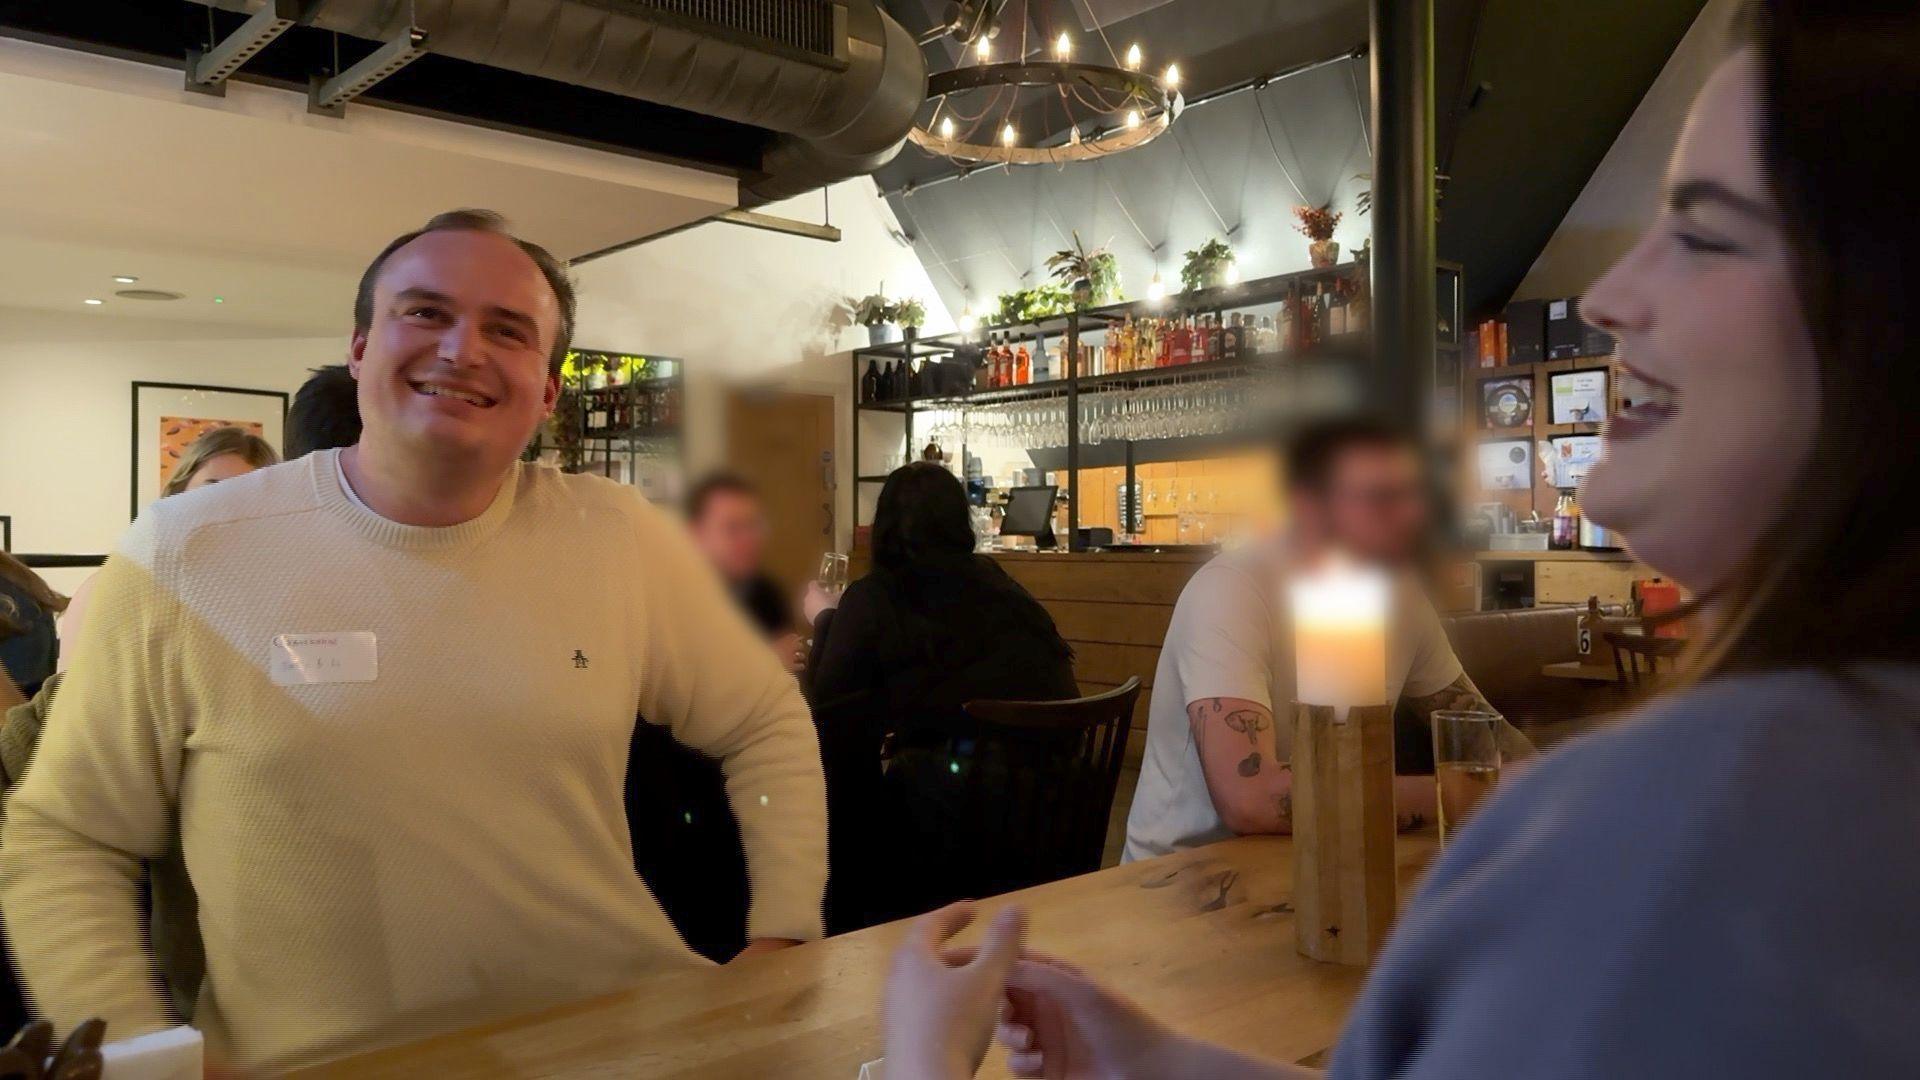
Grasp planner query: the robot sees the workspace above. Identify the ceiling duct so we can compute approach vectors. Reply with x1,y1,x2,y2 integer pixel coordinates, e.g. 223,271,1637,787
186,0,927,204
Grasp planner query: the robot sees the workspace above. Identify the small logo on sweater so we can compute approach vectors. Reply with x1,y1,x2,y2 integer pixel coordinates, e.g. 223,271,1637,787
572,650,590,669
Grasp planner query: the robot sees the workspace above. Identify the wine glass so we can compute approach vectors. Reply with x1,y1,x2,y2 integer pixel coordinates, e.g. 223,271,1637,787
817,552,849,599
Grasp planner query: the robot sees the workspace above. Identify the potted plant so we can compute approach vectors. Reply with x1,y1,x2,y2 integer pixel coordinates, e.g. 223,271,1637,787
894,297,927,340
1295,204,1343,268
1046,232,1122,308
1180,238,1235,294
851,290,899,346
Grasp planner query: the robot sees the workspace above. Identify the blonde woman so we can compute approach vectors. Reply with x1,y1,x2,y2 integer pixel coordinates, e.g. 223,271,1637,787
57,426,279,665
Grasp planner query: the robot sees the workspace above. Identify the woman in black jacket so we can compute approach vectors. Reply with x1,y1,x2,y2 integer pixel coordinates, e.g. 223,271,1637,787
806,463,1076,932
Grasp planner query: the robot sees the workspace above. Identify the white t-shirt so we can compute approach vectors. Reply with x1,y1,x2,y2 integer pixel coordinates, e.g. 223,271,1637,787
1122,542,1463,862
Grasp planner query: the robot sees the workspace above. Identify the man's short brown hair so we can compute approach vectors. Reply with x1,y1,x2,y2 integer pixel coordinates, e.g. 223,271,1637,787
353,209,576,376
1283,416,1418,494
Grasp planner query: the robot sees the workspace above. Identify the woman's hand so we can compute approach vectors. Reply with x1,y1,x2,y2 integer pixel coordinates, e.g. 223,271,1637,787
802,581,840,624
883,902,1027,1080
997,954,1179,1080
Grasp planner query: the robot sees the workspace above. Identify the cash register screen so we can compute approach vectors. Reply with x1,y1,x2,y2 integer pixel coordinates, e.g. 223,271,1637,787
999,485,1058,547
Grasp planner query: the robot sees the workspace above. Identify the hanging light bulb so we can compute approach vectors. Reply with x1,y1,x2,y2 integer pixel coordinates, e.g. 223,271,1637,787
1001,122,1017,147
1125,43,1143,70
1125,109,1142,130
1225,259,1242,285
1147,271,1166,302
1164,62,1182,89
975,37,992,61
1054,32,1072,60
939,116,956,140
959,305,978,332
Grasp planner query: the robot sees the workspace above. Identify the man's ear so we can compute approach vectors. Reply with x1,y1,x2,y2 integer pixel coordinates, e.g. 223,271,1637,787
542,371,561,417
348,331,369,377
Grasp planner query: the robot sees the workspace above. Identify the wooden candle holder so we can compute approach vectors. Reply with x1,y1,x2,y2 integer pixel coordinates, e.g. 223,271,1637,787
1290,702,1397,966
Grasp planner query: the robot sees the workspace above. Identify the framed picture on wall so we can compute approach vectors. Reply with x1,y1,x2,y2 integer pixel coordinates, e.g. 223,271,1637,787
131,382,289,519
1549,368,1609,424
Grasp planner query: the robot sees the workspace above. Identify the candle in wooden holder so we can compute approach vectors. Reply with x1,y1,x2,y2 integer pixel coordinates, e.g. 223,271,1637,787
1288,562,1395,965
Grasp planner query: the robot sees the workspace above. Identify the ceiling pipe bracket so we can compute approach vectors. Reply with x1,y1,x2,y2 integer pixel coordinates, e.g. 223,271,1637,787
184,0,301,97
308,25,428,117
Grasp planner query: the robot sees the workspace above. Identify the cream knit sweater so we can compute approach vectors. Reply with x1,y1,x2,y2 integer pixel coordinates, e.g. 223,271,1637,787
0,451,826,1071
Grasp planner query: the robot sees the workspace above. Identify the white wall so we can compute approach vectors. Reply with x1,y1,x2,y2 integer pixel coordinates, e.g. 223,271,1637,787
573,178,952,550
0,335,345,592
1513,0,1741,300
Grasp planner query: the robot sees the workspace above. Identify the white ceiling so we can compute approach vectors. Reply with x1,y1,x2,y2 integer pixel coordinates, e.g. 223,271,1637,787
0,37,740,343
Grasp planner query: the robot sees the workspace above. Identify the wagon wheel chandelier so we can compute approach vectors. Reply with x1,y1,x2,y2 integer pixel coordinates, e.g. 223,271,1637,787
908,21,1185,167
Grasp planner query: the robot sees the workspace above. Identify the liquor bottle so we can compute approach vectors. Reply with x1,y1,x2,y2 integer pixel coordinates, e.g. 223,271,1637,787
861,359,880,403
1330,291,1348,336
1171,316,1192,366
1222,314,1243,362
1551,491,1580,550
985,336,1001,388
907,359,922,399
1204,314,1222,363
1015,338,1032,385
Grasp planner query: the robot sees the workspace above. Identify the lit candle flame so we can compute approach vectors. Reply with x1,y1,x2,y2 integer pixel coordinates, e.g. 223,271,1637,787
939,116,955,139
1165,62,1182,89
975,37,991,61
1125,109,1141,129
1054,32,1071,60
1001,122,1017,147
1125,43,1143,70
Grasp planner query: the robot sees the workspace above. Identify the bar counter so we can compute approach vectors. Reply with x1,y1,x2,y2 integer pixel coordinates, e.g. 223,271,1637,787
294,833,1438,1079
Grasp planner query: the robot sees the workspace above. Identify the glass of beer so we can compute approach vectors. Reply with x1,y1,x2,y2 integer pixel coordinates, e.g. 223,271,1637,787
1432,710,1502,844
817,552,850,598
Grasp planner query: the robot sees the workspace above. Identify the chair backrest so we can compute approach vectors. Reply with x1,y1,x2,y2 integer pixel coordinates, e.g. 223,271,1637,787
1604,630,1688,686
954,676,1143,894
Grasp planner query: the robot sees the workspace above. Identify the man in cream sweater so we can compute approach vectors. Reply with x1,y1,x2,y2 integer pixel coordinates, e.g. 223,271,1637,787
0,211,827,1072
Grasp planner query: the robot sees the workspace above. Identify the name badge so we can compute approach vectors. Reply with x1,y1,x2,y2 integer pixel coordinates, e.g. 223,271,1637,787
269,632,378,686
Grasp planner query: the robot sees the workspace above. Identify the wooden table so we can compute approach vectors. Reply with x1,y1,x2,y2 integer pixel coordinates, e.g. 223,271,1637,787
296,835,1438,1079
1541,660,1619,683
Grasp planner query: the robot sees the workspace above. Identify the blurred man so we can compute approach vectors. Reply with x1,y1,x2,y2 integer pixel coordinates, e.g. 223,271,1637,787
0,210,826,1072
684,473,803,672
1123,418,1533,862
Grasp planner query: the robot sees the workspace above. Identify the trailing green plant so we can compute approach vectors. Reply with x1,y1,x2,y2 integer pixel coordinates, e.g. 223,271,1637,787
894,297,927,329
1180,238,1235,294
1045,232,1123,306
992,283,1074,325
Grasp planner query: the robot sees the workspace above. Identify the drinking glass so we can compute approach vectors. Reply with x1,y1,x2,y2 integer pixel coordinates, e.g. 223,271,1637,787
817,552,850,599
1432,711,1502,844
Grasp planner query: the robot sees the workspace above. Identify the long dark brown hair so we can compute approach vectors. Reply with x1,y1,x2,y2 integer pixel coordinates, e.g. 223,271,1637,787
1704,1,1920,674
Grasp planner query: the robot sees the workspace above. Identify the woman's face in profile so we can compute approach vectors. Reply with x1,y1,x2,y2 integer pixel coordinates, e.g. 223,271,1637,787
1581,49,1819,596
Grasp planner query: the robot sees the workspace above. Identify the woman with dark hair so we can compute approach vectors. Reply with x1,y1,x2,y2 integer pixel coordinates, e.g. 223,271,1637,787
882,3,1920,1077
806,463,1077,932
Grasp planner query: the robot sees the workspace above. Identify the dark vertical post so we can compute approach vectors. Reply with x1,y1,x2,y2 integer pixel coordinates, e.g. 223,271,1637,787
1066,314,1081,551
1369,0,1437,432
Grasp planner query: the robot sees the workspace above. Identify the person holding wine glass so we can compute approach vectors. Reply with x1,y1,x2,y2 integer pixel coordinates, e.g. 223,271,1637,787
882,3,1920,1076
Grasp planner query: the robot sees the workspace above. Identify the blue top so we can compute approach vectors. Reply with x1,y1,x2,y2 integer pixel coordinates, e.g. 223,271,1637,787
0,576,57,699
1331,664,1920,1079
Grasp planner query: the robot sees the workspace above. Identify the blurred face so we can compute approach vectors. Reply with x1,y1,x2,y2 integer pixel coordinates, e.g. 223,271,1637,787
1581,52,1819,595
1292,444,1428,565
690,490,768,582
182,452,261,492
348,229,561,471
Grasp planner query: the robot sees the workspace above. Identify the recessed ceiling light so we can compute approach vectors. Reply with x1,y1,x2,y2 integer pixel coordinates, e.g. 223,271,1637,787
83,298,104,306
116,289,185,302
113,275,138,284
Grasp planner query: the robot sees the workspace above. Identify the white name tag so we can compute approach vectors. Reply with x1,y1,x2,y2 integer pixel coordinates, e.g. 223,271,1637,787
269,632,378,686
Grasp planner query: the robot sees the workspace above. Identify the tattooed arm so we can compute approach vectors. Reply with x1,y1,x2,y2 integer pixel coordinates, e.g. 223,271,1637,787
1189,697,1453,836
1187,697,1294,835
1400,671,1537,763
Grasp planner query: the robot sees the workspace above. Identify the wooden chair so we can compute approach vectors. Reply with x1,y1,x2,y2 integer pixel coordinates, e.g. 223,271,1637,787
1604,630,1688,686
949,677,1143,895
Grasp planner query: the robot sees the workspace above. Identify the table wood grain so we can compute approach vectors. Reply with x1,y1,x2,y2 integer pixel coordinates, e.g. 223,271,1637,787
295,834,1438,1079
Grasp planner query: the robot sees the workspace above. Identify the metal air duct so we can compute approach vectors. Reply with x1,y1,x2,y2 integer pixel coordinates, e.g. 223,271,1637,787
188,0,927,204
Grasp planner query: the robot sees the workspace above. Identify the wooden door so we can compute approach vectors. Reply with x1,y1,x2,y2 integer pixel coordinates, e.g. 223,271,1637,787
724,390,836,596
